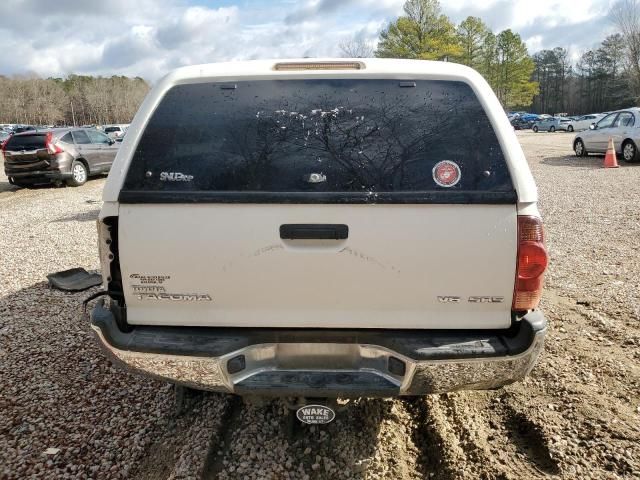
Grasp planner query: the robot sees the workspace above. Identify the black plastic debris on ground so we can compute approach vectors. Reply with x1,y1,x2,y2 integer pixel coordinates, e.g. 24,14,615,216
47,268,102,292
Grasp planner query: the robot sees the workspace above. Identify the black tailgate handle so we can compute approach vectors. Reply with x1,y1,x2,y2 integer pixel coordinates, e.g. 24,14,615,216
280,224,348,240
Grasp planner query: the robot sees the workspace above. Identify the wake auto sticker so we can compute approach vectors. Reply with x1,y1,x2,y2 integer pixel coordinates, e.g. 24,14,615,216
296,405,336,424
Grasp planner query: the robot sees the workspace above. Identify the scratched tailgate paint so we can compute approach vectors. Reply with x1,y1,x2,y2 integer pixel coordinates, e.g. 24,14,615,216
118,203,517,329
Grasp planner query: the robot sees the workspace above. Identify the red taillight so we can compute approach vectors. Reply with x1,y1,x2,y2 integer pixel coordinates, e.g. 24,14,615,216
513,216,548,311
517,242,548,279
45,132,63,154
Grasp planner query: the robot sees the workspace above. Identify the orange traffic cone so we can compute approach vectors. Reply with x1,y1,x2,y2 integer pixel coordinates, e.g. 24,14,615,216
603,137,619,168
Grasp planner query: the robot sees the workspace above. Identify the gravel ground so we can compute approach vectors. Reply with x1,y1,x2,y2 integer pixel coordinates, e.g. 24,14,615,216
1,131,639,479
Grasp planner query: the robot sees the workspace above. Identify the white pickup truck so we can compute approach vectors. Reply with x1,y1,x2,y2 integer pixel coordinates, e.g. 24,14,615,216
91,59,548,405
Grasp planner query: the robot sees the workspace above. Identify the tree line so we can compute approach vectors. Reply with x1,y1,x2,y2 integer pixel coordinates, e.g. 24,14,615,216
532,35,632,116
376,1,537,108
1,0,639,122
342,0,640,114
0,75,149,126
340,0,537,108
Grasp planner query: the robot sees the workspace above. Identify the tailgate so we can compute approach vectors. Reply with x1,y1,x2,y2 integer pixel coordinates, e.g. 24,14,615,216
119,203,516,329
3,133,50,171
116,77,519,329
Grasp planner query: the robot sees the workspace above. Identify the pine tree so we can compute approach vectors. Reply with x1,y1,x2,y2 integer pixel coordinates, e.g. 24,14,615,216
532,48,571,114
492,30,538,107
456,16,490,70
375,0,461,60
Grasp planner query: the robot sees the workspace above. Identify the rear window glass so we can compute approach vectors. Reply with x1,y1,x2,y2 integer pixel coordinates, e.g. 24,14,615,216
5,134,46,151
104,127,120,133
122,80,514,203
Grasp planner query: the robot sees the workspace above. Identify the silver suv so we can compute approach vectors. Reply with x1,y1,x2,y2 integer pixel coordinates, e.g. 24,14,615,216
2,127,119,187
532,117,571,133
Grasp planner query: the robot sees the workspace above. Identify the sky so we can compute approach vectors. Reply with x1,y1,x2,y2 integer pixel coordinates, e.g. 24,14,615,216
0,0,620,81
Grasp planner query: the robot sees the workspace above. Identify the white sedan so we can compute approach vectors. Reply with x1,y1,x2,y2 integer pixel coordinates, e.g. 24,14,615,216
573,109,640,162
566,114,603,132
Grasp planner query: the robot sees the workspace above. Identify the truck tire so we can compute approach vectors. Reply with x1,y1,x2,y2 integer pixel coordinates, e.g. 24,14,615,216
533,126,539,132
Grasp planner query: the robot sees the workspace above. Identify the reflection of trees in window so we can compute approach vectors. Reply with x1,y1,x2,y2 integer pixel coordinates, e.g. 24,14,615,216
218,113,282,190
218,84,484,191
137,81,499,192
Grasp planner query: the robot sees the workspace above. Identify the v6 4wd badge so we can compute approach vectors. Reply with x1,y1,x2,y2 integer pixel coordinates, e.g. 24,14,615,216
438,296,504,303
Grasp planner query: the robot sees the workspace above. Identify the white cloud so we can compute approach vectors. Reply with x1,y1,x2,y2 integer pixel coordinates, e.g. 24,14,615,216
156,6,238,49
0,0,619,81
526,35,545,53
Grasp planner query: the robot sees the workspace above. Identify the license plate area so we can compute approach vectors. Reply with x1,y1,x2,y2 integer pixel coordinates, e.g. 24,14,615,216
275,343,361,370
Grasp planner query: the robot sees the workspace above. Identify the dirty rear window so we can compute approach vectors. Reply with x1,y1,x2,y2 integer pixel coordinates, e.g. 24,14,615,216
4,134,46,151
121,80,515,204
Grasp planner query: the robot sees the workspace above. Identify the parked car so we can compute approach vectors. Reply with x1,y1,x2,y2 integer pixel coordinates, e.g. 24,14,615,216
3,127,120,187
102,124,129,139
511,117,534,130
519,113,539,123
0,131,10,161
507,111,529,121
573,108,639,162
89,59,548,418
565,114,603,132
532,117,571,133
12,125,36,134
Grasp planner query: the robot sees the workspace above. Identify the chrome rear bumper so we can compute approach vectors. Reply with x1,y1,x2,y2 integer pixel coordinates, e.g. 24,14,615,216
90,302,546,397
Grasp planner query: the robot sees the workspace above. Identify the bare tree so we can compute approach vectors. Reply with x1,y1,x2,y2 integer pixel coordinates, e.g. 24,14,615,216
0,74,149,126
339,37,375,58
611,0,640,101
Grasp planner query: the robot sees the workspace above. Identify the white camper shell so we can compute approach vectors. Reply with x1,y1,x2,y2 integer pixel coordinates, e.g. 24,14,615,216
91,59,548,400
